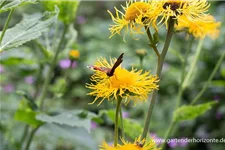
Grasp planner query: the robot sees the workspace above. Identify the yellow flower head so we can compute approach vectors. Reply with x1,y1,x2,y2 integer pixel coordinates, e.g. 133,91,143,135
69,49,80,60
100,137,160,150
107,0,158,40
86,56,159,106
157,0,210,28
175,15,221,39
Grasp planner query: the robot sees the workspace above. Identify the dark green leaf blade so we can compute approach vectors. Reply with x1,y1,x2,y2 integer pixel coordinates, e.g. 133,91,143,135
173,101,217,122
36,110,99,132
0,6,59,51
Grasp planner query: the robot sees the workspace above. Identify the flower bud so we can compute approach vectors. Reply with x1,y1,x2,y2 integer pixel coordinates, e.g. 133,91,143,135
69,49,80,60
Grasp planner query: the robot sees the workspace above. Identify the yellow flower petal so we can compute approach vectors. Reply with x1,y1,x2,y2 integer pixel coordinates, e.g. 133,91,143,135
175,15,221,39
100,136,160,150
107,1,157,39
86,57,159,106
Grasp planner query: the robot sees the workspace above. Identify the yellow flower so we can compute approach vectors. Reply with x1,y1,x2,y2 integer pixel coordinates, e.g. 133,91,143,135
107,1,158,39
100,137,160,150
69,50,80,60
86,57,159,106
175,15,221,39
108,0,211,39
157,0,210,28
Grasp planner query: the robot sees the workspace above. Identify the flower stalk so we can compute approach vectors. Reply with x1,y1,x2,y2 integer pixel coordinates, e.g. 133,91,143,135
141,18,175,140
161,121,177,149
191,50,225,105
114,97,122,147
0,9,15,45
119,107,125,139
24,126,40,150
176,37,194,109
181,39,204,90
162,40,225,149
39,24,69,110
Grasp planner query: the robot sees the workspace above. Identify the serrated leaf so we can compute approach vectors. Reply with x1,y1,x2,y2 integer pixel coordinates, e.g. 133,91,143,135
173,101,217,122
43,124,98,150
36,110,98,132
14,99,43,127
0,0,37,13
14,110,43,128
0,6,59,51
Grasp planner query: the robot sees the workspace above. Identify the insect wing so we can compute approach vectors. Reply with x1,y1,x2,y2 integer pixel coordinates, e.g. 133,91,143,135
108,53,124,76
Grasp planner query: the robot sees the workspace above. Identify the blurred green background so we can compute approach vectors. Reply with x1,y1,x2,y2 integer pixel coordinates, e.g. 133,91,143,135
0,1,224,150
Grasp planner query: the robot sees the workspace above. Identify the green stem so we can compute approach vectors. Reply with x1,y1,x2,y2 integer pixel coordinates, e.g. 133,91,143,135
175,37,194,109
181,39,204,89
34,40,50,59
145,26,160,57
0,9,14,44
162,40,224,150
161,121,176,149
141,18,175,140
114,98,122,147
39,24,69,110
191,50,225,105
24,127,40,150
119,107,124,139
0,1,7,8
53,60,73,99
20,125,29,148
140,57,143,69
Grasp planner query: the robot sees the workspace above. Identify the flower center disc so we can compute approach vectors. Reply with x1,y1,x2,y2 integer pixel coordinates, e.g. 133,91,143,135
125,2,151,21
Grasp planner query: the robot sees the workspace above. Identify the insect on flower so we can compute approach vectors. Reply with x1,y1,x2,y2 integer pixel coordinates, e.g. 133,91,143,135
87,53,124,77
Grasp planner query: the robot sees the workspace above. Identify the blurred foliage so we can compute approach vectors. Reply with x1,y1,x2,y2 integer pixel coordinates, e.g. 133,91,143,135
42,1,79,25
0,1,224,150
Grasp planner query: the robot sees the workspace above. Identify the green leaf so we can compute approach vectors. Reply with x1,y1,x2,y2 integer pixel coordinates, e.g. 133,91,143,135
173,101,217,122
123,119,143,139
42,1,79,24
0,6,59,51
14,99,43,128
36,110,99,132
210,80,225,88
0,0,37,13
43,124,98,150
16,90,38,110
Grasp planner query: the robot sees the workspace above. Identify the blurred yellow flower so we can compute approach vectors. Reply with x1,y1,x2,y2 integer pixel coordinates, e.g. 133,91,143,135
107,1,158,39
69,50,80,60
86,57,159,106
108,0,211,38
100,137,159,150
175,15,221,39
156,0,210,28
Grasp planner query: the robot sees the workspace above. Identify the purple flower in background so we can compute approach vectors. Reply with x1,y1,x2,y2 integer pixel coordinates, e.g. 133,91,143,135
163,63,169,72
214,95,220,101
195,126,209,138
3,84,14,93
77,16,87,24
168,139,178,148
24,76,34,84
0,65,4,73
91,121,98,129
216,112,222,120
122,111,129,118
59,59,77,69
179,137,188,147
